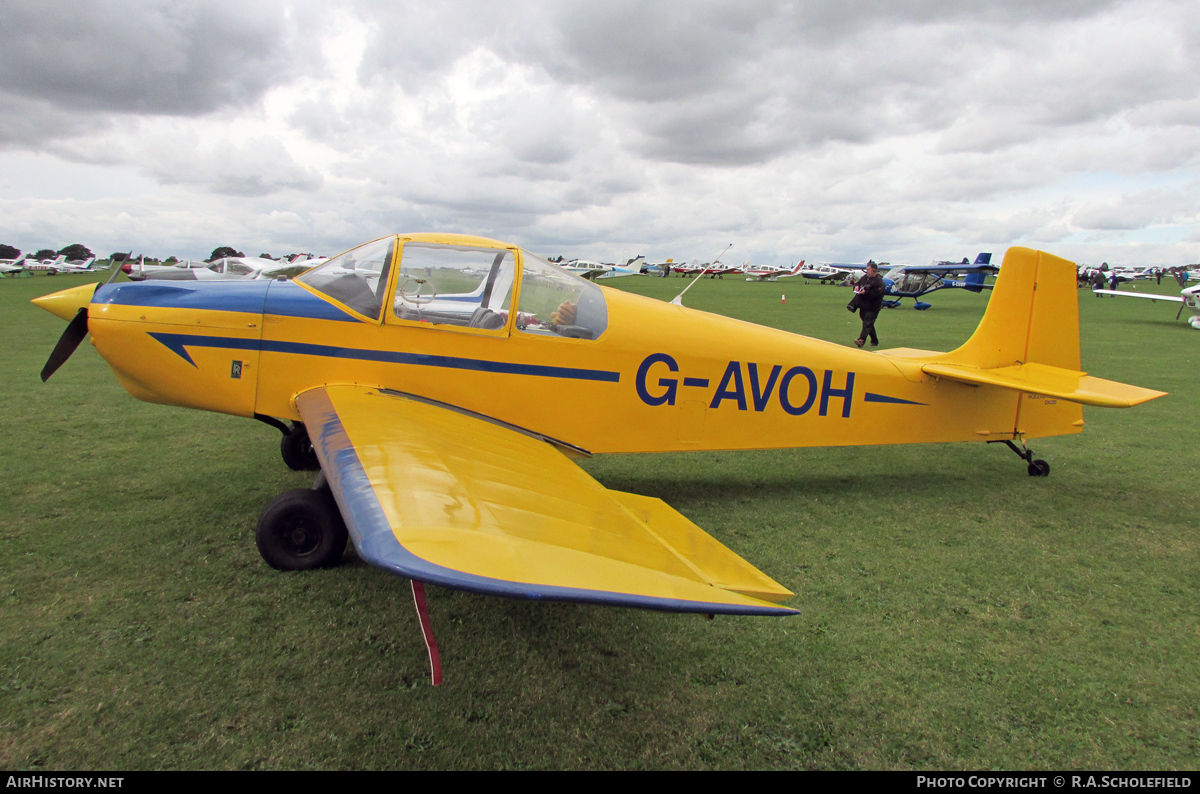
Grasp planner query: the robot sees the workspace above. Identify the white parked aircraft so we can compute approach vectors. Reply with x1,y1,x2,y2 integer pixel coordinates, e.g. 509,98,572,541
1094,285,1200,329
799,263,859,283
26,255,66,273
132,256,279,281
0,253,27,275
744,260,805,282
56,257,108,274
560,259,613,280
253,259,327,280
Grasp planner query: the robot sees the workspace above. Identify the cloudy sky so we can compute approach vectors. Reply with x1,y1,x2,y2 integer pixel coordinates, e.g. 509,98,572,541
2,0,1199,266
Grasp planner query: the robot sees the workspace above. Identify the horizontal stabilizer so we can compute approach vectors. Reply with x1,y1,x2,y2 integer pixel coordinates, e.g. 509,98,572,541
922,362,1166,408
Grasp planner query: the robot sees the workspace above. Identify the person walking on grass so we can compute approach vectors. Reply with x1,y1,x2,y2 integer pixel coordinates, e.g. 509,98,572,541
853,261,886,348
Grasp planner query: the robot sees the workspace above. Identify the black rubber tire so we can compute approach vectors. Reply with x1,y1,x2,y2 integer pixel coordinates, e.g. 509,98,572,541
1027,459,1050,477
281,423,320,471
256,489,348,570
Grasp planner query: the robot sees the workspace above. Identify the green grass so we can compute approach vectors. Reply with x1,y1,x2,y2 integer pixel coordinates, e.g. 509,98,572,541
1,272,1196,769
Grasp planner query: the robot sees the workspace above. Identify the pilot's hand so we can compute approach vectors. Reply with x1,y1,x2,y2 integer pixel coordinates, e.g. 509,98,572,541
551,300,577,325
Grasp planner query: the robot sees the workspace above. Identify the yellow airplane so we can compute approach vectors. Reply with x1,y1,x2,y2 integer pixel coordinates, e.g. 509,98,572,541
33,235,1165,684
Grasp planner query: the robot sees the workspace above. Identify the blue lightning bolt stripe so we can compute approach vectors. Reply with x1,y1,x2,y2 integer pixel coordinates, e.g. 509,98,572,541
147,332,621,383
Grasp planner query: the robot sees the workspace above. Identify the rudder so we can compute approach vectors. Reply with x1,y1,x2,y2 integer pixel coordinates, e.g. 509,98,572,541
937,247,1079,371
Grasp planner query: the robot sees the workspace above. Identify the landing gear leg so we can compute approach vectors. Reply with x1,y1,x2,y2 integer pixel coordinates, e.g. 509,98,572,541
281,422,320,471
990,439,1050,477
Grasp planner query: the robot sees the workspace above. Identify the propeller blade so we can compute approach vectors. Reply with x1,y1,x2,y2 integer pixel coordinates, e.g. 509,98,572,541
1176,302,1185,321
41,307,89,382
105,252,131,285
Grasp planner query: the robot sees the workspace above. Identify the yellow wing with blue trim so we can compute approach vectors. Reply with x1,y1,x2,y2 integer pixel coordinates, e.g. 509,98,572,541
296,385,796,615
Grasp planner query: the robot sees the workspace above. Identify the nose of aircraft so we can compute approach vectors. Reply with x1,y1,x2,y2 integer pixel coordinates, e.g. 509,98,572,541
34,283,100,381
31,283,97,321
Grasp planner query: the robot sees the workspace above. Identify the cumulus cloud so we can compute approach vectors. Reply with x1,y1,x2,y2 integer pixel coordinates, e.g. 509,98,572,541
2,0,1200,266
1073,186,1200,230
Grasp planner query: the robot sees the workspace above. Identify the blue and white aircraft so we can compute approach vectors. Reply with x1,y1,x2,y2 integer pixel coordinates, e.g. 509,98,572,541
880,253,997,310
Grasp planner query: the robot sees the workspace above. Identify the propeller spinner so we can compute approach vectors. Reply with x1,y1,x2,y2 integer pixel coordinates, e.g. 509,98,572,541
32,281,103,381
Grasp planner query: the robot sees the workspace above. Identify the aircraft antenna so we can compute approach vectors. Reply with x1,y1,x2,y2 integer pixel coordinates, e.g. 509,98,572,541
671,243,732,306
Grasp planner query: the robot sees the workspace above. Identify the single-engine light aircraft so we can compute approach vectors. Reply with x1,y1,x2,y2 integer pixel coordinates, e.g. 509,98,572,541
34,235,1165,684
880,253,997,309
744,261,805,282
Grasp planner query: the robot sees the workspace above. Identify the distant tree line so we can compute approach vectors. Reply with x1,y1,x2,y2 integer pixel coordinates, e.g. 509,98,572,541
1,243,95,261
2,242,321,264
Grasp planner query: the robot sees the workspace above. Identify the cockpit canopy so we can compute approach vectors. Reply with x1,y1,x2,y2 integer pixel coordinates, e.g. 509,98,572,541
296,236,608,340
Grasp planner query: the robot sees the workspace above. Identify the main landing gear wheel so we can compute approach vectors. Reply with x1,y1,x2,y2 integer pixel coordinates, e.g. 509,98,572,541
1027,459,1050,477
281,422,320,471
256,488,348,570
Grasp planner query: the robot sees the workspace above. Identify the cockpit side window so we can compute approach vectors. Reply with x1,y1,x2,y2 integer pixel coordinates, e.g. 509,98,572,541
389,243,515,331
516,250,608,340
296,237,396,320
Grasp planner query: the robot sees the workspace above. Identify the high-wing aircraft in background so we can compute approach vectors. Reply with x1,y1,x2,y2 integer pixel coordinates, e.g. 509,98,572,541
744,261,805,282
34,236,1165,684
798,255,996,305
879,253,997,309
1094,284,1200,329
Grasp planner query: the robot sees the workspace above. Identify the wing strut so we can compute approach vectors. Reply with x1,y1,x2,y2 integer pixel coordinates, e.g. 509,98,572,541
411,581,443,686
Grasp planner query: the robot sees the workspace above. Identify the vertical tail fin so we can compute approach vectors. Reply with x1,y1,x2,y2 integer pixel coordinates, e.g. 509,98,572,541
918,247,1163,433
935,247,1079,371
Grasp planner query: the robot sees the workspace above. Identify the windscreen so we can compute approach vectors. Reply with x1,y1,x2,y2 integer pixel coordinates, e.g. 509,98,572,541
296,237,395,319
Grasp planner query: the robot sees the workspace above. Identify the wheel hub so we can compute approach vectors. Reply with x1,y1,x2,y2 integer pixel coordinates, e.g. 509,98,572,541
281,519,319,555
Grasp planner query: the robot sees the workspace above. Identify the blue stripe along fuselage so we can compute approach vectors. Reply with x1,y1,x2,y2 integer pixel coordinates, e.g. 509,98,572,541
863,392,927,406
95,279,361,322
148,332,621,382
298,388,796,616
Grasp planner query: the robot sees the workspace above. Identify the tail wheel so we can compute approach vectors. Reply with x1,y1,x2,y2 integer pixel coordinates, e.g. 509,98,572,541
281,422,320,470
1027,460,1050,477
256,489,348,570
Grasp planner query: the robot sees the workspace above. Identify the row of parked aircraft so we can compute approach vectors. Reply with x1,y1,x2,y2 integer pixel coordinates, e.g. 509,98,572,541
15,246,1197,323
119,247,1000,310
0,253,111,276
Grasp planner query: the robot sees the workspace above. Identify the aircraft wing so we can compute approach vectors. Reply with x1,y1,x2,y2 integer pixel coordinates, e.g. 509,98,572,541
1092,289,1184,303
892,263,1000,273
296,385,796,615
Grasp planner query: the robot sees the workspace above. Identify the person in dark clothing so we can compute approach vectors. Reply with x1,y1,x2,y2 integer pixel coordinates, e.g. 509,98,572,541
1091,268,1106,296
853,261,886,347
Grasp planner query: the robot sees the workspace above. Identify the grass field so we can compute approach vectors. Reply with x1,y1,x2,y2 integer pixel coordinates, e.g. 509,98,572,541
1,269,1196,770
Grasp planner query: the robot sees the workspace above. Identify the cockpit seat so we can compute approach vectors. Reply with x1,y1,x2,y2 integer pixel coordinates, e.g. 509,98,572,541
469,307,506,330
